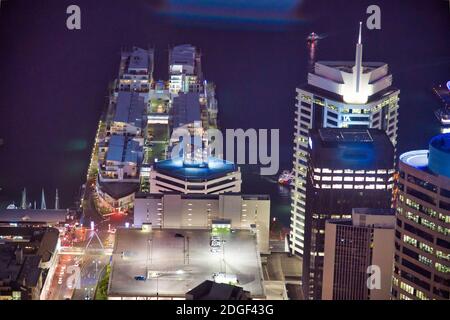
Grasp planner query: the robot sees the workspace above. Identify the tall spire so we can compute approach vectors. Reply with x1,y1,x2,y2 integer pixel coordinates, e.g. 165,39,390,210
21,188,27,209
55,189,59,210
358,20,362,44
41,188,47,210
354,21,363,93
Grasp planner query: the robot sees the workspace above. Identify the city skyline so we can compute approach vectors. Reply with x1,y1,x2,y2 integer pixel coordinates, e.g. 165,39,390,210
0,0,448,307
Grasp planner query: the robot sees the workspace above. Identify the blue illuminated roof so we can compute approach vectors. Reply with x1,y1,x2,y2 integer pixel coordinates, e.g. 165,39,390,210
399,150,429,170
400,133,450,179
310,128,394,170
428,133,450,178
154,157,237,181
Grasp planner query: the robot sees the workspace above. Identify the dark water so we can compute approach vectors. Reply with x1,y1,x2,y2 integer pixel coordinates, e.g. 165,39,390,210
0,0,449,227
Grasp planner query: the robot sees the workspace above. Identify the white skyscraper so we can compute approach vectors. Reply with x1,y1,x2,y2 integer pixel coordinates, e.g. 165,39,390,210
290,23,400,256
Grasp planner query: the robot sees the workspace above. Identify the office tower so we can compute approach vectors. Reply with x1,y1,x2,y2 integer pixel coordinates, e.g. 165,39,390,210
322,208,395,300
303,128,395,299
392,133,450,300
290,23,400,257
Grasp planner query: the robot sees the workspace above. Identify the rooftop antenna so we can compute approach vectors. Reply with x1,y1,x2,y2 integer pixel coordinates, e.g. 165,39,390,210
354,21,363,93
55,189,59,210
40,188,46,210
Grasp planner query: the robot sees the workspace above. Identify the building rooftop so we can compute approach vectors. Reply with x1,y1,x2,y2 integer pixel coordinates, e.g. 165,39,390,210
170,44,196,68
108,228,264,298
309,128,394,170
429,133,450,178
98,181,139,200
154,157,237,181
186,280,250,300
400,133,450,178
171,92,201,128
128,47,150,70
113,92,145,128
106,135,141,164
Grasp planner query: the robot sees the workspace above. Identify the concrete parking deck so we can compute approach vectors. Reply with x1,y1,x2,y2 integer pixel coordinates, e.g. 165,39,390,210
108,228,265,299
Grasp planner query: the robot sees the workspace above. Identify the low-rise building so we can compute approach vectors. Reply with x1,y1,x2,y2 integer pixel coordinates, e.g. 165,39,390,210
118,47,154,95
0,227,59,300
149,157,241,195
110,91,146,136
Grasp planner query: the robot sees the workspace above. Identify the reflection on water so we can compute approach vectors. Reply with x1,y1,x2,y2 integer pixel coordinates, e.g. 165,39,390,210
241,166,292,228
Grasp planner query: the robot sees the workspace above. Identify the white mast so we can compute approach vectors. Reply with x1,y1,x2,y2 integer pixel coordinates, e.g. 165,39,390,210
41,188,47,210
354,21,363,93
55,189,59,210
20,188,27,209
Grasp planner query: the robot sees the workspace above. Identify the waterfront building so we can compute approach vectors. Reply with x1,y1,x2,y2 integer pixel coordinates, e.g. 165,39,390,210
322,208,395,300
97,134,143,211
290,23,400,257
149,157,241,195
118,47,154,96
392,133,450,300
99,135,143,182
302,128,395,299
109,91,146,137
134,193,270,253
169,44,202,94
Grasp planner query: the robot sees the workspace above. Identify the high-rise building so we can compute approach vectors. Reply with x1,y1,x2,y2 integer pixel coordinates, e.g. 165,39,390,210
322,208,396,300
392,133,450,300
302,128,395,299
290,23,400,257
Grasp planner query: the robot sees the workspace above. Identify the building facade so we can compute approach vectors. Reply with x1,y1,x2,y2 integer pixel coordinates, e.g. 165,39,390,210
118,47,154,95
290,24,399,257
392,133,450,300
322,208,395,300
149,157,241,195
303,128,395,299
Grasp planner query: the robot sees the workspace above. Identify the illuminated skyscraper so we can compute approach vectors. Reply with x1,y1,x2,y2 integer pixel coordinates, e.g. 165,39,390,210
290,23,400,257
302,128,395,299
392,133,450,300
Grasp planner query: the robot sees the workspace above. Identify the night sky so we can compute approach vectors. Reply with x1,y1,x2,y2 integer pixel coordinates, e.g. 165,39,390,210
0,0,448,216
